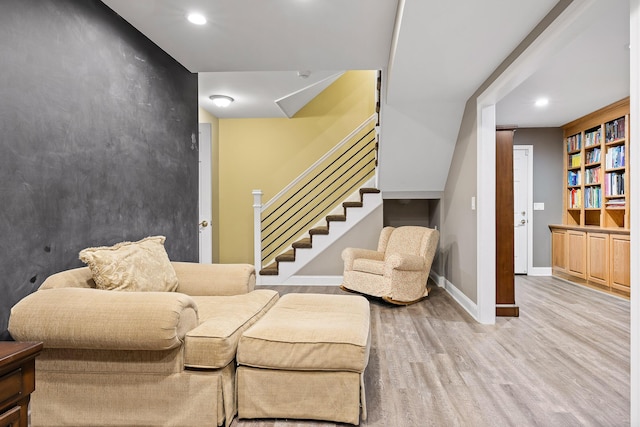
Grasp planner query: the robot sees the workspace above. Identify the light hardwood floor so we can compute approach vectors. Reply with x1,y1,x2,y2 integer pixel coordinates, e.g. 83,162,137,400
234,276,630,426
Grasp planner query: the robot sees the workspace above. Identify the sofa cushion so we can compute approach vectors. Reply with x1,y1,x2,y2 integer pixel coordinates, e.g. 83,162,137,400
237,293,370,373
184,290,279,369
79,236,178,292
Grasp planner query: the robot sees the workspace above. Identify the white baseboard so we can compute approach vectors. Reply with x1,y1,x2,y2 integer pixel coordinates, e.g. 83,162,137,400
527,267,552,276
429,271,445,287
259,275,343,286
431,272,479,321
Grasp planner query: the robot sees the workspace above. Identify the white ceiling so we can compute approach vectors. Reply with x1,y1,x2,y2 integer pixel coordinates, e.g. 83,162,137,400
101,0,630,126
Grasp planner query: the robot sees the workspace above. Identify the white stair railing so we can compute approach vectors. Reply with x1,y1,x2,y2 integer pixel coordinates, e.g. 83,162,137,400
252,114,378,276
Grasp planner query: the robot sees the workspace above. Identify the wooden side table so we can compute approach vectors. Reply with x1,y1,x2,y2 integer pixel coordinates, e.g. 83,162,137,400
0,342,43,427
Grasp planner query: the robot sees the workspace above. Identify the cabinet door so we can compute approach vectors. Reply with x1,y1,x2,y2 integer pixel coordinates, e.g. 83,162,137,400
587,233,609,287
610,234,630,294
566,230,587,279
551,229,566,272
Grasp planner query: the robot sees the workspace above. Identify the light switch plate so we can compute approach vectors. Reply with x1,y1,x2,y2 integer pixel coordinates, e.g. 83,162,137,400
534,202,545,211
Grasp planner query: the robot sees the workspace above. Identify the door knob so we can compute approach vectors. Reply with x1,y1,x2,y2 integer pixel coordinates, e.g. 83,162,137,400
520,219,526,225
200,220,208,228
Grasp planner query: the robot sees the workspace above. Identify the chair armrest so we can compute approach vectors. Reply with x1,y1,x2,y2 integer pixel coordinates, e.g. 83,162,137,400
385,253,425,272
9,288,198,351
172,262,256,296
342,248,384,270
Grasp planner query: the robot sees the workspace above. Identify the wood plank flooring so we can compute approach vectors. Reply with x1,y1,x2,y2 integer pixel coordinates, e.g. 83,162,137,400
234,276,630,426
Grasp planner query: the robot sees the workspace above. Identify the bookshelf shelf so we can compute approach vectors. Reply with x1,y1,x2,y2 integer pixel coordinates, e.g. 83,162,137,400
605,166,625,173
605,139,625,147
551,97,630,299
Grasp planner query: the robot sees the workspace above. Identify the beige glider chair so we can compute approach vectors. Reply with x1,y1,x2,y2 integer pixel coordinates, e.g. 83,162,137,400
341,226,439,305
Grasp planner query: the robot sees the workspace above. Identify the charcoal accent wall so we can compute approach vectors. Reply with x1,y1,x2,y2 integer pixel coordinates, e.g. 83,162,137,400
0,0,199,339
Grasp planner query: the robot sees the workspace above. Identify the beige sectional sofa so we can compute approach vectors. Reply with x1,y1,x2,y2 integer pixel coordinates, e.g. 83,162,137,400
9,262,279,427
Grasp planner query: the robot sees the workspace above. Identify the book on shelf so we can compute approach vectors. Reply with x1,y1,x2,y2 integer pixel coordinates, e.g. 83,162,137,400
566,133,581,152
605,199,626,210
584,166,600,184
567,170,581,186
585,147,601,164
605,199,625,207
569,188,582,208
605,172,625,196
605,146,625,169
584,128,602,147
569,153,581,168
584,186,601,208
605,117,626,141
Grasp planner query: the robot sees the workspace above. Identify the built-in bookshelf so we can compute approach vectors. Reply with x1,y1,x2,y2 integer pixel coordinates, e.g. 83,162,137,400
550,97,630,298
562,98,629,229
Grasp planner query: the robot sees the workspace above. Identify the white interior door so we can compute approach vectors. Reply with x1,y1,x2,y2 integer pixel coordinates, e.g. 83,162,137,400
513,146,530,274
198,123,212,264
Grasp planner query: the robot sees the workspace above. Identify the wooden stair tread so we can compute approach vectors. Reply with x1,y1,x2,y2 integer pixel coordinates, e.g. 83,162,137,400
343,201,363,208
292,238,312,249
259,263,279,275
360,187,381,194
309,226,329,235
326,214,346,222
275,249,295,262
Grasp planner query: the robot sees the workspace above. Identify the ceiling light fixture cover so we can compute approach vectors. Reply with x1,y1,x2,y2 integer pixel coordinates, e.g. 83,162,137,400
187,13,207,25
209,95,234,107
535,98,549,107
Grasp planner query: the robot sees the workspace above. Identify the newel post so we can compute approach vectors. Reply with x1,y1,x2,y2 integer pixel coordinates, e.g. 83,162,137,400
252,190,263,282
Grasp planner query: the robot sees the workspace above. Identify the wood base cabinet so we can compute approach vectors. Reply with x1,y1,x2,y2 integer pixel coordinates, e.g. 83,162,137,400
610,234,630,295
0,342,42,427
587,232,609,287
566,230,586,279
550,225,630,298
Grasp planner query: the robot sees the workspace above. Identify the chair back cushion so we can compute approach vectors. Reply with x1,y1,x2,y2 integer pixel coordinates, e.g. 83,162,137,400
384,226,431,260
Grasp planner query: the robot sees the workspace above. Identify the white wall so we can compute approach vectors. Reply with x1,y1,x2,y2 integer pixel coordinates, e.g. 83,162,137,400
378,101,461,195
296,205,383,276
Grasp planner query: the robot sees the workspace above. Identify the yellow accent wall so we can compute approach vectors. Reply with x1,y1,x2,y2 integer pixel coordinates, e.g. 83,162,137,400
218,70,377,264
198,107,220,263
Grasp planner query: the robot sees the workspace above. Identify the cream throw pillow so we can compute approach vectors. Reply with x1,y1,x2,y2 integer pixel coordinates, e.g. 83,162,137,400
79,236,178,292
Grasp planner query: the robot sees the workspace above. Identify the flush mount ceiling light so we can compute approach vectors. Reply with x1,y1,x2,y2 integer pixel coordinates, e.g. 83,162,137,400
187,13,207,25
535,97,549,107
209,95,234,107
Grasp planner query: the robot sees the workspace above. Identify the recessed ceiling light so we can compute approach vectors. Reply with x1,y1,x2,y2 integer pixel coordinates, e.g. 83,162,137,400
209,95,234,107
187,13,207,25
535,98,549,107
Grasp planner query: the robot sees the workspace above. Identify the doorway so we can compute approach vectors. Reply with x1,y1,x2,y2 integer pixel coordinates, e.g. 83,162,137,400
198,123,213,264
513,145,533,274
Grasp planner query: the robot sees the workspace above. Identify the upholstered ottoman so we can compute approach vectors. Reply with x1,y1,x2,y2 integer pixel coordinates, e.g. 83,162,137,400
236,293,371,425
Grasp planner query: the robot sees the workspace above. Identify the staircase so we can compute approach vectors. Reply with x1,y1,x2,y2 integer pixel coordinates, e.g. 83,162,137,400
259,187,381,278
253,71,383,283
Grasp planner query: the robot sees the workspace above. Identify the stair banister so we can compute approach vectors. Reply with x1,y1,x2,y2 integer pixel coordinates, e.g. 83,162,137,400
252,189,263,280
253,113,378,275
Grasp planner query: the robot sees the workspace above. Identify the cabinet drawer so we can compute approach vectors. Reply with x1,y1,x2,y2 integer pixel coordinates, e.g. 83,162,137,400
0,406,21,427
0,369,23,407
